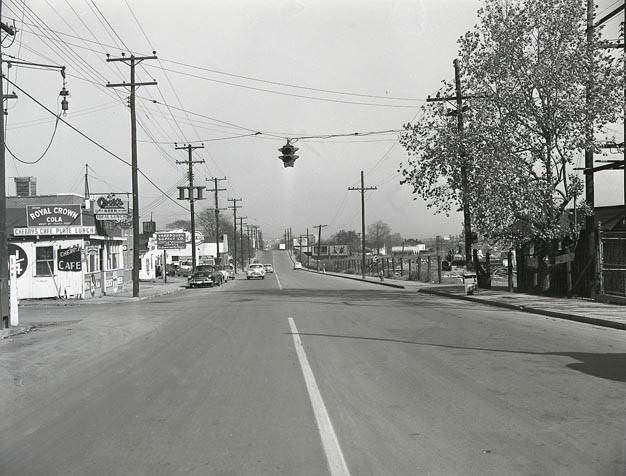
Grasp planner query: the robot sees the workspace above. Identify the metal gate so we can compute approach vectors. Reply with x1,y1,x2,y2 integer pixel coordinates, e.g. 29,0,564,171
600,231,626,297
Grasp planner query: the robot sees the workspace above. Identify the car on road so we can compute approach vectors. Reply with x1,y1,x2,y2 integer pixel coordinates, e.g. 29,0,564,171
293,262,303,270
217,264,235,282
263,264,274,273
188,264,223,288
246,263,266,280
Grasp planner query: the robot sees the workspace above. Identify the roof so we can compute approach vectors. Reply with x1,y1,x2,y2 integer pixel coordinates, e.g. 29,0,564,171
7,193,85,208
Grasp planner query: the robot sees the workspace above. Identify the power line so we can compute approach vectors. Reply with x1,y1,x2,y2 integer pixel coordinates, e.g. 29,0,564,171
12,21,426,103
4,76,189,213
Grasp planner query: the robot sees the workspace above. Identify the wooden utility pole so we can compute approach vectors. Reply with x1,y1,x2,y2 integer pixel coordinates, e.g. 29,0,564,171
426,59,480,271
228,198,242,271
313,224,327,271
206,177,227,263
239,216,247,268
175,144,205,273
106,53,157,297
349,171,377,279
0,7,14,328
585,0,597,294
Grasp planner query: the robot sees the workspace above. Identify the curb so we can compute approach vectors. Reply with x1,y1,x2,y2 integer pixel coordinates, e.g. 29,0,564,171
301,268,406,289
18,284,188,308
419,288,626,330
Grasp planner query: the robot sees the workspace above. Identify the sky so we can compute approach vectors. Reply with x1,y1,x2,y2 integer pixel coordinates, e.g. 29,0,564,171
2,0,624,241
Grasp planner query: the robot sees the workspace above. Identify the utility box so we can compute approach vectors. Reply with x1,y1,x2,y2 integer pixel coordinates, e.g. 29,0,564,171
463,273,477,295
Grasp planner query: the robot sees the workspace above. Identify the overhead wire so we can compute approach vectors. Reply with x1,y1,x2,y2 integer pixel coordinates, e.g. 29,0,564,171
4,76,189,213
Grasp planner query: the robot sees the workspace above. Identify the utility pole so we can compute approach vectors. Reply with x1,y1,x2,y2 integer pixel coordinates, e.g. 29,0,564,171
175,144,205,274
306,227,310,267
313,224,327,271
585,0,597,294
228,198,242,272
349,171,377,279
426,59,478,271
0,8,14,328
106,53,157,297
206,177,227,264
84,163,90,199
246,225,253,264
239,216,247,268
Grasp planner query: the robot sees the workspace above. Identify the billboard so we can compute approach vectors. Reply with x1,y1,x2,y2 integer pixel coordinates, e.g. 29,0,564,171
27,204,82,227
94,194,129,222
156,232,187,249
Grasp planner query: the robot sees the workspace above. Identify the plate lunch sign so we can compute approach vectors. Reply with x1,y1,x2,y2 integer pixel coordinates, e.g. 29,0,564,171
156,233,186,250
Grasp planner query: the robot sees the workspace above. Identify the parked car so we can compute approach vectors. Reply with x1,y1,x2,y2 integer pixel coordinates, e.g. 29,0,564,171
188,264,223,288
217,265,233,282
246,263,266,280
177,260,193,277
293,262,303,270
263,264,274,273
223,264,236,280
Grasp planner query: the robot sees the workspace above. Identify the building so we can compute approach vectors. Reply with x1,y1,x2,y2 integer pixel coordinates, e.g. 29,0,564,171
7,192,131,300
139,229,229,280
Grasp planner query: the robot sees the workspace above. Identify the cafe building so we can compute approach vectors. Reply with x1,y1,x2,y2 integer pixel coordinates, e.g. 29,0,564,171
7,191,131,300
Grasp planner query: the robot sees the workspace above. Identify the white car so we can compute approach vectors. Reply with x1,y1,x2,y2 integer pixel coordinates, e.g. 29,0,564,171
246,263,266,280
294,262,303,270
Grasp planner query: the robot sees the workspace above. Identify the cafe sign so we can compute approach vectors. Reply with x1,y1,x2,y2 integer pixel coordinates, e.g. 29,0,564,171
27,204,82,227
58,246,82,272
14,226,96,236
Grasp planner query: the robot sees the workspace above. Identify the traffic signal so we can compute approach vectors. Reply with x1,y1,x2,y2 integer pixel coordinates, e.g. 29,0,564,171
278,140,299,167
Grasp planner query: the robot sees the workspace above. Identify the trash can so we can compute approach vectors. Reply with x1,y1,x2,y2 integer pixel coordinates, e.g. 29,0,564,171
463,273,477,295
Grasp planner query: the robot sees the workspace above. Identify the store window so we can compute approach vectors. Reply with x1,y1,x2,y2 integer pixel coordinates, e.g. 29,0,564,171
88,252,99,273
36,246,54,276
108,244,122,270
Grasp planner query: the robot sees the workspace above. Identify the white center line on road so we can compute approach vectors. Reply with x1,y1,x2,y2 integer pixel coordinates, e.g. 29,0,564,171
275,270,283,290
288,317,351,476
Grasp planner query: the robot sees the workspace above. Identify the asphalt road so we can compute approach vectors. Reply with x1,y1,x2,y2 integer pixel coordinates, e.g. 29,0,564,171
0,250,624,475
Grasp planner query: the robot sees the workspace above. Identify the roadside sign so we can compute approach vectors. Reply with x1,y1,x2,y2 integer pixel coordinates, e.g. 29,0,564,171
156,232,186,249
94,194,130,222
27,204,82,227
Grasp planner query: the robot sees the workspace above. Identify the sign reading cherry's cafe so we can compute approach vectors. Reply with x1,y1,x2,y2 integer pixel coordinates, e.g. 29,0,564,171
7,193,130,300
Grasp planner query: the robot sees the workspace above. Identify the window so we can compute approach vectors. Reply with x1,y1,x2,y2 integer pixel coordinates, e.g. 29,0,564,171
36,246,54,276
106,244,123,270
88,252,99,273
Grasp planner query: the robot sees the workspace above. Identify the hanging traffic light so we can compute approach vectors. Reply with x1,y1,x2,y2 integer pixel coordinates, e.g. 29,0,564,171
278,140,299,168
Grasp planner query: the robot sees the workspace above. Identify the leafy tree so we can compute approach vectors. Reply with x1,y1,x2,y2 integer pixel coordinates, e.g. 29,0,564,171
399,0,622,289
166,219,191,230
330,229,361,251
367,221,391,254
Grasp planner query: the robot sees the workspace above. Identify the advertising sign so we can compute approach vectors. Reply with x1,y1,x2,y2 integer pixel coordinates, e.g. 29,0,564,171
94,194,129,222
7,244,28,278
58,246,82,272
27,204,82,227
329,245,348,256
14,226,96,236
156,232,187,249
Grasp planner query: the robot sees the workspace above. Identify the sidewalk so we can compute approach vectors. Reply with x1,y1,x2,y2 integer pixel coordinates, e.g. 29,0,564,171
302,267,441,291
420,286,626,330
19,277,189,308
1,277,190,339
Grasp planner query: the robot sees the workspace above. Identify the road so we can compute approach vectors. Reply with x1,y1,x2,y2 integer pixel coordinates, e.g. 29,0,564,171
0,250,624,475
